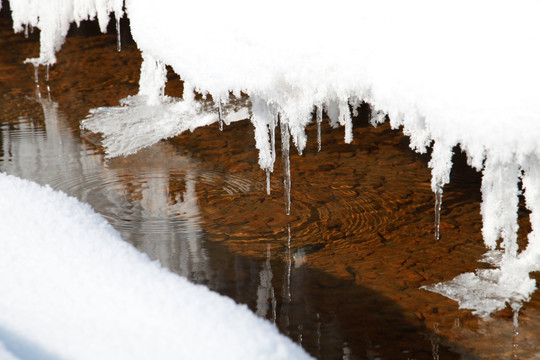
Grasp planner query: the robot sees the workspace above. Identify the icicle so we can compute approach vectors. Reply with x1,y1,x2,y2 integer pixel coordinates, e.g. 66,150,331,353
138,53,167,105
481,156,520,257
288,112,309,155
325,100,339,128
429,142,453,241
271,112,277,164
251,97,274,192
434,185,443,241
315,98,348,144
280,116,291,215
266,170,271,195
116,18,121,52
45,64,49,82
511,303,521,360
316,105,323,152
349,97,361,117
339,100,353,143
217,100,224,131
267,111,277,195
24,24,28,38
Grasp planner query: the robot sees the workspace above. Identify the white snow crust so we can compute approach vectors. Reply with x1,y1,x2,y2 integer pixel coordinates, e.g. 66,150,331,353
0,172,312,360
7,0,540,317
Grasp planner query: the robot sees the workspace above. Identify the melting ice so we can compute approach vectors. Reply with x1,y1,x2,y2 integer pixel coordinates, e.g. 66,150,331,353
6,0,540,329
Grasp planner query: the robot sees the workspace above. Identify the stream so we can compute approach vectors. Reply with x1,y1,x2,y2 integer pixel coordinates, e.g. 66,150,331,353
1,9,539,360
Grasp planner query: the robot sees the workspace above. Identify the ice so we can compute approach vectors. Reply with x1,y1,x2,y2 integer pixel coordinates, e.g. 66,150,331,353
422,254,537,317
7,0,540,317
280,119,292,216
115,16,120,51
82,94,250,158
512,304,521,358
433,187,443,241
316,105,323,152
428,142,453,240
217,99,224,131
0,172,312,359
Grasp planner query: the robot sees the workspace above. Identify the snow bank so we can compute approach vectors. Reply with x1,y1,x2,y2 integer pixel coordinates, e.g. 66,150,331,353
0,172,311,360
8,0,540,315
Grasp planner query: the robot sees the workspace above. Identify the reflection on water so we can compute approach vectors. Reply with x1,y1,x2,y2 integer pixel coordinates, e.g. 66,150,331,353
0,89,210,279
256,243,277,321
2,11,540,359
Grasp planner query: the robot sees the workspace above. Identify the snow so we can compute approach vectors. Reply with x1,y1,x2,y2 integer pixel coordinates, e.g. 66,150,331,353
6,0,540,320
0,172,312,360
9,0,123,66
0,343,21,360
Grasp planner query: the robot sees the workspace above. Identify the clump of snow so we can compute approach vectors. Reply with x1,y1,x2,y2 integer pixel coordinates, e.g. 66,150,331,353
8,0,540,316
0,172,312,360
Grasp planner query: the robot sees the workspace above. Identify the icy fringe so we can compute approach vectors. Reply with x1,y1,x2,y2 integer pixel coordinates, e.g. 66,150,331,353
11,2,540,317
98,52,540,317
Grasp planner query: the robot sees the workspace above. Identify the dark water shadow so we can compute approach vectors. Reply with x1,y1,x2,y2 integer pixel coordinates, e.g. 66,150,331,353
195,235,473,360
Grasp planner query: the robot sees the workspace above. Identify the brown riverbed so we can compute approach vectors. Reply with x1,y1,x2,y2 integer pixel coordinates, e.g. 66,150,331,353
1,4,538,359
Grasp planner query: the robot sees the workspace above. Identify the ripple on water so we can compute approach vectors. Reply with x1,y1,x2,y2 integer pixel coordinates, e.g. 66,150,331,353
194,172,424,265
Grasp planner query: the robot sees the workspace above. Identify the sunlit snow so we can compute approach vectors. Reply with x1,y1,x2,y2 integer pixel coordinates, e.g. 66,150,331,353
5,0,540,341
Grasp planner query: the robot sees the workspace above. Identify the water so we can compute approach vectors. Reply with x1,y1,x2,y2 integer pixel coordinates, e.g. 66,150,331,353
1,9,540,360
